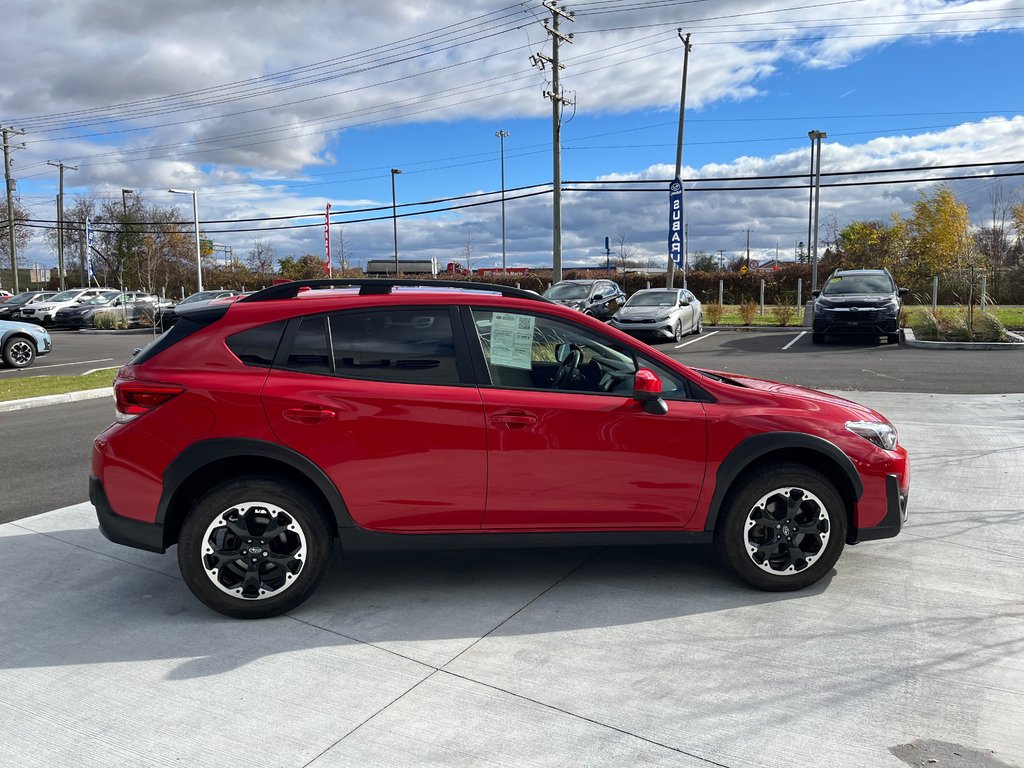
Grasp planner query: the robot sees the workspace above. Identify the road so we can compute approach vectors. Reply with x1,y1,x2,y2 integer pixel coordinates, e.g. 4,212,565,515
0,328,155,379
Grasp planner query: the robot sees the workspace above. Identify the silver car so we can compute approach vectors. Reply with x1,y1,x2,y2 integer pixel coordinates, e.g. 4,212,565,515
609,288,702,343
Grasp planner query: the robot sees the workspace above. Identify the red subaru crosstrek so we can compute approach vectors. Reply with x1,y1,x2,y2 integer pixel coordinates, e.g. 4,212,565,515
91,279,909,618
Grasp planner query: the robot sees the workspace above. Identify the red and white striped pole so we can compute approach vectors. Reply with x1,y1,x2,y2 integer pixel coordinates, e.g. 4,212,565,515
324,203,332,276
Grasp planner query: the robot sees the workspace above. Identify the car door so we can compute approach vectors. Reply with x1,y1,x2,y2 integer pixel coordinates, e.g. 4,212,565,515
468,307,707,531
261,307,488,532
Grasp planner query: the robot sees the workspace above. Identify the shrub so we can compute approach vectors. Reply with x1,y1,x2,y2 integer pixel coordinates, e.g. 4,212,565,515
93,310,128,330
768,303,797,327
973,311,1007,342
739,300,759,325
910,310,940,341
944,314,973,342
703,302,725,325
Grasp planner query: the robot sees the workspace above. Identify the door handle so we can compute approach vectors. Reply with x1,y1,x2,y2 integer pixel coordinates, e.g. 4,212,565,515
283,406,336,424
490,411,538,428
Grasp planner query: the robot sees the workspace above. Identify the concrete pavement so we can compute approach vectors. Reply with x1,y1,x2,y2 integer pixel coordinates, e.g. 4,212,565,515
0,392,1022,768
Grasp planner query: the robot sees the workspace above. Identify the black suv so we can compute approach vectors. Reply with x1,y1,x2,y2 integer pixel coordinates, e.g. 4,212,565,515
811,269,908,345
542,279,625,321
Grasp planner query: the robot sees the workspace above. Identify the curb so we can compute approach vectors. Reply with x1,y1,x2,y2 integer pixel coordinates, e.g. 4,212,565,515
902,328,1024,350
0,387,113,413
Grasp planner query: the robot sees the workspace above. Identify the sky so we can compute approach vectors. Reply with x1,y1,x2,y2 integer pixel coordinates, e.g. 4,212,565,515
2,0,1023,276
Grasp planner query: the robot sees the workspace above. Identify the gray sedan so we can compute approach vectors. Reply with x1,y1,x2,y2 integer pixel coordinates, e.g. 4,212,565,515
609,288,702,343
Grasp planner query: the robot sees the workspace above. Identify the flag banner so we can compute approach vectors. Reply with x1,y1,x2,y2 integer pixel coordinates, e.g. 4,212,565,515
85,218,95,280
324,203,332,277
668,178,683,266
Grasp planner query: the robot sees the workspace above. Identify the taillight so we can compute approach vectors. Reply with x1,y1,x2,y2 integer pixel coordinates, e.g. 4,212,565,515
114,380,185,423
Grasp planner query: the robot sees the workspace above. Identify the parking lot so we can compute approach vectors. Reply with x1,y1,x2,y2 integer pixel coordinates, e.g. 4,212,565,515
1,328,1022,768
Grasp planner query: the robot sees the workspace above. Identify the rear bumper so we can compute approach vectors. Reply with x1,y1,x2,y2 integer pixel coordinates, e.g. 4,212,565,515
850,473,907,543
90,475,167,553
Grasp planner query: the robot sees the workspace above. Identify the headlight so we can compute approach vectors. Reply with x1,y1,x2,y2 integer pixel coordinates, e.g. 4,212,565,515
655,311,672,321
846,421,897,450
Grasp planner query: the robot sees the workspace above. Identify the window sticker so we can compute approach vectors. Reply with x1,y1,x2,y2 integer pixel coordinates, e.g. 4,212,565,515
490,312,535,370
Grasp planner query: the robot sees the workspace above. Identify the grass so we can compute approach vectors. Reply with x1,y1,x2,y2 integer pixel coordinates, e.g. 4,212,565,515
0,368,117,402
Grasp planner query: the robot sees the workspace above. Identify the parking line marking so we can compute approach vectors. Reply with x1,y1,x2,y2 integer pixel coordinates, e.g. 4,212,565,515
675,330,719,349
0,357,114,374
782,332,807,350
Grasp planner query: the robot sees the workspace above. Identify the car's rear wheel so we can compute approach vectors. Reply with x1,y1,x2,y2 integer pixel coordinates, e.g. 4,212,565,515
692,314,703,334
2,336,36,368
672,319,683,342
178,477,332,618
714,464,847,591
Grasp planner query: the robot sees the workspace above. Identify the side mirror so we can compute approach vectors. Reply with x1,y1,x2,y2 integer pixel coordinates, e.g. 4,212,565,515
897,287,909,297
633,369,668,415
679,299,689,306
811,290,821,298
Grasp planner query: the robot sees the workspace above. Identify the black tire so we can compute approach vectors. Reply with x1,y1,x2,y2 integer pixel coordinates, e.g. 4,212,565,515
714,464,847,591
692,313,703,335
811,332,825,344
672,319,683,343
887,332,900,345
2,335,36,368
177,477,333,619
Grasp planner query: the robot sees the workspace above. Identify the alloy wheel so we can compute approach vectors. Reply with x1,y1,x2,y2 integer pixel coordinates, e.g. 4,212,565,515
6,339,34,367
200,502,307,600
743,487,831,575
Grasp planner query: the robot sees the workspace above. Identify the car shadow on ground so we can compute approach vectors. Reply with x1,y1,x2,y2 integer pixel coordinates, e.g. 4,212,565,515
0,526,832,678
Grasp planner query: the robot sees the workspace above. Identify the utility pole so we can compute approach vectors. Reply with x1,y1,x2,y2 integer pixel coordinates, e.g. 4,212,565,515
717,249,725,271
495,129,510,274
533,1,573,283
3,126,26,293
667,30,692,288
47,161,77,291
746,228,751,270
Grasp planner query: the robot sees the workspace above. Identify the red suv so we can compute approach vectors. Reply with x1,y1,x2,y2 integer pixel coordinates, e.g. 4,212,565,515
91,279,909,618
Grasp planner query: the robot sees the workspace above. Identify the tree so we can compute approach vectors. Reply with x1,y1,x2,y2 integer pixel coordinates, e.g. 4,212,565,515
278,254,328,280
459,224,475,271
691,250,718,271
246,238,276,285
906,185,975,281
615,232,639,270
0,198,33,289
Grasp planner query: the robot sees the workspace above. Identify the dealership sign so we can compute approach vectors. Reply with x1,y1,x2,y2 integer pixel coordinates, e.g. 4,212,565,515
668,178,683,266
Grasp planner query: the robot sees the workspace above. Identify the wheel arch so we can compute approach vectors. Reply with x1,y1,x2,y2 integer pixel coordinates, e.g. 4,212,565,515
156,438,355,550
704,433,862,537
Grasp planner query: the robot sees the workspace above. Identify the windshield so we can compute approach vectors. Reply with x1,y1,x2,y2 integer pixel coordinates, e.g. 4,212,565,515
822,274,895,295
48,290,82,302
179,291,224,305
626,292,677,307
7,293,48,306
544,283,590,300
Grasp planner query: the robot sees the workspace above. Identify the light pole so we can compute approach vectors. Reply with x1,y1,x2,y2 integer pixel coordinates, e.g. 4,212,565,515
168,188,203,292
495,130,509,274
390,169,402,276
807,130,826,291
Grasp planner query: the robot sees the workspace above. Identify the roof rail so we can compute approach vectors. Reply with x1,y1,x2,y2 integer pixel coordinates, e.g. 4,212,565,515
239,278,551,304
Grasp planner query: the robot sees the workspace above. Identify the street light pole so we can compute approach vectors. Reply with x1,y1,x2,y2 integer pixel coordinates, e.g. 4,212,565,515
495,130,509,274
807,130,827,291
390,169,402,276
168,189,203,292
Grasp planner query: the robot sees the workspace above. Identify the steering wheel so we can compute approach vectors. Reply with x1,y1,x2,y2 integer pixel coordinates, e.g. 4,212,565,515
552,346,582,389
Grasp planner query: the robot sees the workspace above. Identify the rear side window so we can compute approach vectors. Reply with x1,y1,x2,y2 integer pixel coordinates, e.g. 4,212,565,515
329,309,459,385
226,320,286,367
286,316,332,373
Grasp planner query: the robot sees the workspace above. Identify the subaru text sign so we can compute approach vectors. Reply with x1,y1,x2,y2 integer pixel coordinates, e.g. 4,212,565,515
668,178,683,266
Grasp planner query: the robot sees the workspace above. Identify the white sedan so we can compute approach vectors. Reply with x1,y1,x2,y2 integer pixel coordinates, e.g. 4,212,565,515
608,288,703,343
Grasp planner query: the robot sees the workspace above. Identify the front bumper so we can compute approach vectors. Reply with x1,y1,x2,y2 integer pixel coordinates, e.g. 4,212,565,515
813,310,899,335
609,318,675,338
90,475,167,553
849,473,908,543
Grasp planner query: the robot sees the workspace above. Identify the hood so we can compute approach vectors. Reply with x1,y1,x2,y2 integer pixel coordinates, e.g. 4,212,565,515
816,294,896,308
617,305,673,319
697,368,886,422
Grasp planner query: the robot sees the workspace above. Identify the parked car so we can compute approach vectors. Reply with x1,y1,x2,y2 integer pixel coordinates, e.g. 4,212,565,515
811,268,908,345
0,291,57,321
91,292,172,327
157,290,242,331
0,319,52,368
19,287,118,325
609,288,702,342
0,290,12,300
92,278,910,619
542,279,625,320
52,292,121,328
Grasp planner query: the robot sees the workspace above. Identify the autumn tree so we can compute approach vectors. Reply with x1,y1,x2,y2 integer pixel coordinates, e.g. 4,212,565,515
246,238,276,285
278,254,328,280
905,185,976,283
0,199,33,288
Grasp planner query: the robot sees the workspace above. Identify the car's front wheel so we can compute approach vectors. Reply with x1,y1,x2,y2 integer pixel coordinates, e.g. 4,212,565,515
2,336,36,368
714,464,847,591
177,477,333,618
